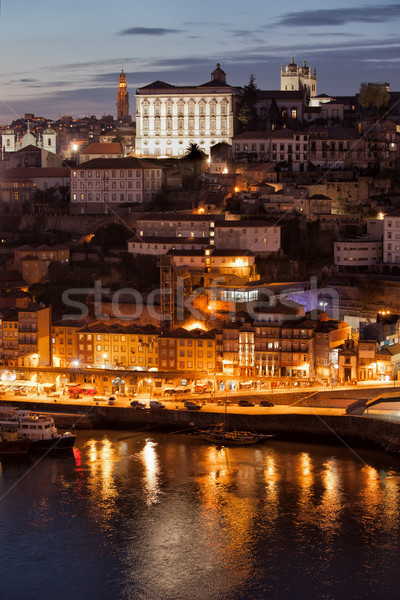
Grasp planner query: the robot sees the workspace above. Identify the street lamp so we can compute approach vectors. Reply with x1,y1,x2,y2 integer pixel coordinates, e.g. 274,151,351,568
103,353,108,369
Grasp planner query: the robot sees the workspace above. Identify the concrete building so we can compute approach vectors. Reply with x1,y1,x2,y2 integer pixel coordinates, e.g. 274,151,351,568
383,209,400,264
51,320,82,368
135,64,240,158
0,302,51,367
70,157,162,214
214,221,281,256
77,323,160,370
14,244,70,286
334,239,383,272
157,328,216,372
233,129,309,171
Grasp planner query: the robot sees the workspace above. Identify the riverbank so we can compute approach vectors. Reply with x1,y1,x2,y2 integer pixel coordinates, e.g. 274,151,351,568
1,396,400,456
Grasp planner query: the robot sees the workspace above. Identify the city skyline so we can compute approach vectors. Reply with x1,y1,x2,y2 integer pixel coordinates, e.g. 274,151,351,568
1,0,400,124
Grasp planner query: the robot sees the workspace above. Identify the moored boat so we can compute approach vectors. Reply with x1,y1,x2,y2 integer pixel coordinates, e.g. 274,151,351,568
0,409,76,451
0,425,31,455
198,401,275,446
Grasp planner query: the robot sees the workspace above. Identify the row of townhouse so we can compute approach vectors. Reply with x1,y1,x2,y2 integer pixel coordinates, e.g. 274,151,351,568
338,338,393,382
232,121,400,171
128,214,281,258
52,321,216,373
218,310,351,379
70,157,162,214
50,308,350,379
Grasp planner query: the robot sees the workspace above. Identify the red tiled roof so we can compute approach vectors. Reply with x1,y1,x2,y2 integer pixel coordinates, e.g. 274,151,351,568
79,142,123,155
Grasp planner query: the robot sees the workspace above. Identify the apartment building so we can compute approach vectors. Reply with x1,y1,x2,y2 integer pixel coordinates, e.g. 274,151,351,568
0,302,51,367
233,129,309,171
52,320,81,368
157,328,216,372
334,239,382,271
14,244,70,285
76,323,160,369
383,209,400,264
214,221,281,256
70,157,162,214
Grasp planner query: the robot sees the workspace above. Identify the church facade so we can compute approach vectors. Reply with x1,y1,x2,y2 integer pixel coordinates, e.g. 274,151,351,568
281,58,317,98
1,123,57,155
135,64,241,158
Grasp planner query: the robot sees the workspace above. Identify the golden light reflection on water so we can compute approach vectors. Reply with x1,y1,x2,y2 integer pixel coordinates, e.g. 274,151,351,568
319,458,342,535
85,437,118,529
263,452,279,533
193,446,258,589
296,452,315,527
360,465,382,519
380,473,400,532
139,440,160,506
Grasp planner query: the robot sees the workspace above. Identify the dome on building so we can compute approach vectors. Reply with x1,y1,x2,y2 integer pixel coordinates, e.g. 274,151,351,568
44,127,55,134
4,128,13,135
287,57,298,72
211,63,226,83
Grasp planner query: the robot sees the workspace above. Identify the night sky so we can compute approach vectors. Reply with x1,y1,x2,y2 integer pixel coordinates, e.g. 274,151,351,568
0,0,399,123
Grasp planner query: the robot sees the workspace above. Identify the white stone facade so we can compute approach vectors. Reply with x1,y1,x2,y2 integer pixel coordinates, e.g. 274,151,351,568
281,58,317,97
135,65,240,158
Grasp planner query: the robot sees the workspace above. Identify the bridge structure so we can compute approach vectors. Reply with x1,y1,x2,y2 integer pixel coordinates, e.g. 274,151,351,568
346,391,400,417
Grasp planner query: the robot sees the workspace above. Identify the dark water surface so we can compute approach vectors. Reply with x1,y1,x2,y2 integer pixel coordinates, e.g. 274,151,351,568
1,430,400,600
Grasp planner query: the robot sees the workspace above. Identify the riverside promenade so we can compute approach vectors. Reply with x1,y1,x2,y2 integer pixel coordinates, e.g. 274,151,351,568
1,386,400,455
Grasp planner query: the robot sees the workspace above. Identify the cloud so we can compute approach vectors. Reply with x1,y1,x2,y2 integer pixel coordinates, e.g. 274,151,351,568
118,27,182,36
276,4,400,27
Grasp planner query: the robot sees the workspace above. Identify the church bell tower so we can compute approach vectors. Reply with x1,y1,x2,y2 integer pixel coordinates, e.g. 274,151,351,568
117,70,131,125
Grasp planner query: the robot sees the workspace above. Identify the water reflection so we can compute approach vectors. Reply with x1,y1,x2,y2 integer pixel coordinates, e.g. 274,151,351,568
85,436,118,529
320,458,342,536
3,432,400,600
139,440,160,506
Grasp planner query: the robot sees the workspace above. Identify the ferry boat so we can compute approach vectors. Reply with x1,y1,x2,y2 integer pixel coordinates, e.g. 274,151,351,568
0,409,76,451
0,425,32,456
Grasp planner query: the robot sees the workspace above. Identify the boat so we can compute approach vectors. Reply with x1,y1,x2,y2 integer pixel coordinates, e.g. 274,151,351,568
0,425,32,456
0,409,76,451
198,401,275,446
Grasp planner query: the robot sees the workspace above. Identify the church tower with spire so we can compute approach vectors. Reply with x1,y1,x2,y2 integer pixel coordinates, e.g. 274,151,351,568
117,70,131,125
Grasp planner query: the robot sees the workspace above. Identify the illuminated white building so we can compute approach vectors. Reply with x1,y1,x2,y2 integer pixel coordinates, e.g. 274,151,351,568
135,64,240,158
1,123,56,155
281,58,317,98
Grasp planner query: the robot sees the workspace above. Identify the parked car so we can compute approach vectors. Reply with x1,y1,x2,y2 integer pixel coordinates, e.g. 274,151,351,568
184,401,202,410
130,399,146,409
108,396,116,406
259,400,274,407
238,399,255,407
150,400,166,409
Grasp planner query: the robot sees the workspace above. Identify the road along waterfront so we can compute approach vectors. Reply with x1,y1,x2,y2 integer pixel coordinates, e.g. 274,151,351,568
1,389,400,455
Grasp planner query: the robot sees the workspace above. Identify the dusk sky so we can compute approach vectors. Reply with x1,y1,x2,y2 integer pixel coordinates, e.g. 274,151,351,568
1,0,400,124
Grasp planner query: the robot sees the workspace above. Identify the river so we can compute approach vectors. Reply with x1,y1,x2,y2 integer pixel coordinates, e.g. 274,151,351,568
0,430,400,600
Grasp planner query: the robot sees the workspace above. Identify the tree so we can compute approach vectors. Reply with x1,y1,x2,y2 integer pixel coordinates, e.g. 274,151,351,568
358,82,390,116
237,74,259,131
182,142,207,178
